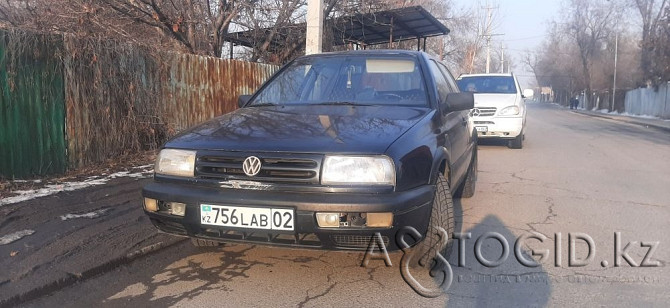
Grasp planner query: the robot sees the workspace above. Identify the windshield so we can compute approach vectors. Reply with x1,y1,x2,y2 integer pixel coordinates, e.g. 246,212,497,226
249,55,428,107
457,76,517,94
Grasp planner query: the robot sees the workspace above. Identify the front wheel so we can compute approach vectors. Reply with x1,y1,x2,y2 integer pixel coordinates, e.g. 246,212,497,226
417,174,455,266
508,132,523,149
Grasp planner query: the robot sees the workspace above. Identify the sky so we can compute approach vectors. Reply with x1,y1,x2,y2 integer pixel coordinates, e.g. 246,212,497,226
452,0,563,88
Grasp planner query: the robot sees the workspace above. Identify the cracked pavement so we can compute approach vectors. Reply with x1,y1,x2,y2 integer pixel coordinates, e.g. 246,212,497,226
22,102,670,307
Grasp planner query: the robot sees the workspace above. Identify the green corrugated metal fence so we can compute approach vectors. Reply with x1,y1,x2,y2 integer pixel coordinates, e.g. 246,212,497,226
0,31,67,178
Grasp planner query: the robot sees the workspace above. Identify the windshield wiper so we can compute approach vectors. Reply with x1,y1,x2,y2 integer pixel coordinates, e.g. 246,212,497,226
315,101,372,106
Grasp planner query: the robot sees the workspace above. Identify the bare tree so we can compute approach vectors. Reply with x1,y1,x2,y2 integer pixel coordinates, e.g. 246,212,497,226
0,0,247,57
565,0,618,106
652,6,670,83
234,0,311,63
97,0,244,57
632,0,668,85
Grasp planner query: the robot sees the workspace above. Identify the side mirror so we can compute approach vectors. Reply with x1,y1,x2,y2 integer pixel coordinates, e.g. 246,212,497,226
238,94,252,108
442,92,474,114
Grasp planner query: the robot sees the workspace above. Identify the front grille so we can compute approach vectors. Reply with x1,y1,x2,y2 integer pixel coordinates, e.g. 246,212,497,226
474,107,497,117
332,235,390,248
474,121,495,125
196,151,322,184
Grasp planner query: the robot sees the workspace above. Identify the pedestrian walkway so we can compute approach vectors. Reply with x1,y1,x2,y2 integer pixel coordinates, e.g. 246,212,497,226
572,109,670,133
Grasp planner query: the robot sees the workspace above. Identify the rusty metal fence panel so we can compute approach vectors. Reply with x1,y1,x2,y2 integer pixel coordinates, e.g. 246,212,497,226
0,30,67,178
161,54,278,131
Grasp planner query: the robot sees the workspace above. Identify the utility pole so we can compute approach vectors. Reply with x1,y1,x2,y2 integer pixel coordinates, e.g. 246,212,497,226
611,31,618,112
500,43,505,73
439,36,445,61
481,3,502,73
305,0,323,55
484,5,493,73
469,44,477,74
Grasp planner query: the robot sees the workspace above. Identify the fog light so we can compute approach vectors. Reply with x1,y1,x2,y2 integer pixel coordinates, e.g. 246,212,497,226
316,213,340,228
144,198,158,212
170,202,186,216
366,212,393,227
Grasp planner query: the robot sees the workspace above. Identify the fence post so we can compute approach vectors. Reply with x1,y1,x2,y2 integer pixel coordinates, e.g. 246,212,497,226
664,82,669,119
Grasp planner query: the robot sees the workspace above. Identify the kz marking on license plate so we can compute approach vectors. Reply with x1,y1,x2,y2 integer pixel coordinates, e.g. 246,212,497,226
200,204,294,231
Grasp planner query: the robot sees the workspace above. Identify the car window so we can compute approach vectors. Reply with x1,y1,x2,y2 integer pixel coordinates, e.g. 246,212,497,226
456,76,518,94
250,56,429,107
436,62,459,93
428,60,452,103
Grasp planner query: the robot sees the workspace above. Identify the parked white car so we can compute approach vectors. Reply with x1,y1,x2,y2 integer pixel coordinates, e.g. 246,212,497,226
456,73,527,149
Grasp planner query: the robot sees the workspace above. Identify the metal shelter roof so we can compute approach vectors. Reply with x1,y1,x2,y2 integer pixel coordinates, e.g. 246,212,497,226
227,6,450,51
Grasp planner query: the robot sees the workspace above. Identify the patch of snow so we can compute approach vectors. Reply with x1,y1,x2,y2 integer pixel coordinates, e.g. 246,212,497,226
133,164,154,170
617,112,661,120
11,179,42,184
60,209,110,221
0,229,35,245
0,178,110,206
1,165,154,206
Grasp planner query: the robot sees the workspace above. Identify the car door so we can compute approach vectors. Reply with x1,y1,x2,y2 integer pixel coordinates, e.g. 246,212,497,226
437,62,474,177
427,60,469,185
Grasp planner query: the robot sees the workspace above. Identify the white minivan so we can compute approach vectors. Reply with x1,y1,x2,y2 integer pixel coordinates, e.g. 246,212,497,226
456,73,527,149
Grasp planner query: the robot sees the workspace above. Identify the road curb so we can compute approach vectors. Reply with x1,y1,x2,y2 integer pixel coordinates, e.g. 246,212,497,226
572,110,670,133
0,237,187,308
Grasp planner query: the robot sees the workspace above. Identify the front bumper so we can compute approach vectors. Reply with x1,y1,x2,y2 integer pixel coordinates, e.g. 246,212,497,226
142,182,434,251
472,116,524,139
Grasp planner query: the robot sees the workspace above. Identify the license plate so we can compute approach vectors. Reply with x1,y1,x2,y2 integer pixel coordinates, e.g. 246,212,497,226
200,204,294,231
476,126,488,132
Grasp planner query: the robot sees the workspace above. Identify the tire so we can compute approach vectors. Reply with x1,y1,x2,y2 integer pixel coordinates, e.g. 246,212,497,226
417,174,455,267
191,238,220,247
456,150,477,198
508,132,523,149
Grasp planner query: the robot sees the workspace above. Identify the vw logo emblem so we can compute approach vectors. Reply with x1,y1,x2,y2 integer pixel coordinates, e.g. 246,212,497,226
471,108,481,117
242,156,262,177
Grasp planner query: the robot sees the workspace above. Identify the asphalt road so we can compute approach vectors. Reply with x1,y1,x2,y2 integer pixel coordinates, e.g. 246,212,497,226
23,102,670,307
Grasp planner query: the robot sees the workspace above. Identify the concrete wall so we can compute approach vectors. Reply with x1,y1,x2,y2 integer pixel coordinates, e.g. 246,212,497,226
624,82,670,119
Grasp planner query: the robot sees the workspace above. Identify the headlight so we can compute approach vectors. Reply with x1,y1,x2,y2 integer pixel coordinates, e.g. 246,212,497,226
322,155,395,185
155,149,196,177
499,106,520,116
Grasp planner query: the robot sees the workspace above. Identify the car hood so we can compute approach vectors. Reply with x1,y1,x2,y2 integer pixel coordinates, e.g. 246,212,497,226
165,105,430,153
473,93,519,107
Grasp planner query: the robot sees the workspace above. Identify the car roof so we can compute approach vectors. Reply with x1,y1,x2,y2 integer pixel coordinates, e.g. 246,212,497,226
457,73,515,79
299,49,426,58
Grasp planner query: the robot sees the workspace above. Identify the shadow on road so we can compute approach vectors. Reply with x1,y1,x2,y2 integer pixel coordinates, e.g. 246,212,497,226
476,138,510,148
445,214,552,307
